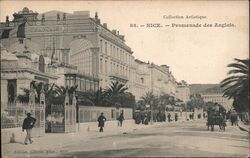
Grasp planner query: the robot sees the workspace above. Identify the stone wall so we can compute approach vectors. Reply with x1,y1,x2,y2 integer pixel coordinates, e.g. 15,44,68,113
78,106,133,122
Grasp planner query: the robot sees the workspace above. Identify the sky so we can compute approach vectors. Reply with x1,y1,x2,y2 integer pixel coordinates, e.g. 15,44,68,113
0,1,249,84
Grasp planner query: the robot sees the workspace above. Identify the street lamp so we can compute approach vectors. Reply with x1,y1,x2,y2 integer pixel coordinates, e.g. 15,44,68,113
150,100,154,125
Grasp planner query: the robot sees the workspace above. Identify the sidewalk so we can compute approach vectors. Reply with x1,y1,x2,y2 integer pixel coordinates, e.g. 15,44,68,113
1,120,161,157
238,121,250,133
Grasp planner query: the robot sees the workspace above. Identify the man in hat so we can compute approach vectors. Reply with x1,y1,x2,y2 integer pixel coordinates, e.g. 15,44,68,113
97,112,106,132
22,113,36,145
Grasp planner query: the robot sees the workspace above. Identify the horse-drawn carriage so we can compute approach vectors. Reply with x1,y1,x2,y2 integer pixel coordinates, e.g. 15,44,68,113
206,111,226,131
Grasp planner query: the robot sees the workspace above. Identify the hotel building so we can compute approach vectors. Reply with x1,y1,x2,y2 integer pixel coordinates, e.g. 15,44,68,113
0,7,190,103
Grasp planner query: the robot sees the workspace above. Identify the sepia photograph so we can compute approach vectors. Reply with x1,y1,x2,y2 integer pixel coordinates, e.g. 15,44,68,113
0,0,249,157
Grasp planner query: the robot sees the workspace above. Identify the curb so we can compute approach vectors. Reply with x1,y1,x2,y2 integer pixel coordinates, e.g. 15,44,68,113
238,125,250,133
238,122,250,133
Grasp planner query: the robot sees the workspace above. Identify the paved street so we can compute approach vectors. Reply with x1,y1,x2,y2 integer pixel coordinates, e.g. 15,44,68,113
58,120,249,157
2,120,249,157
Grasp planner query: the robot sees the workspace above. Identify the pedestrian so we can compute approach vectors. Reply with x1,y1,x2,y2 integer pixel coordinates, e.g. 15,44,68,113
22,113,36,145
175,113,178,122
144,113,149,125
167,113,171,122
118,112,125,127
163,113,166,122
97,112,107,132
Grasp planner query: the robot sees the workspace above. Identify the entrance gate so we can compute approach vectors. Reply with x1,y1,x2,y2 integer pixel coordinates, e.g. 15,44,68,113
50,91,76,133
29,85,46,137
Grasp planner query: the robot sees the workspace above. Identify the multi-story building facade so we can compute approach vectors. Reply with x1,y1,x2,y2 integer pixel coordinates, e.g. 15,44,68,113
132,60,181,100
201,93,233,111
0,7,189,102
150,64,177,97
176,80,190,103
0,43,59,107
133,60,151,100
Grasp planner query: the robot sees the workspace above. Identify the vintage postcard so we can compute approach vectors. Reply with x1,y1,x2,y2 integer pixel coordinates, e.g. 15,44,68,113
0,0,249,157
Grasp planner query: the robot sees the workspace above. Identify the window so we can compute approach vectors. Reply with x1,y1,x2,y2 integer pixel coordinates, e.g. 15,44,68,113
105,42,107,54
105,60,107,74
117,48,119,59
7,80,16,103
39,55,45,72
110,44,112,56
100,40,103,53
100,58,103,73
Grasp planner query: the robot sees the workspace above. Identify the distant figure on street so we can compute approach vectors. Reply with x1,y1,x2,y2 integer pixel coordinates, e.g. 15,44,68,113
175,113,178,122
22,113,36,145
97,112,107,132
230,112,238,126
203,113,206,119
118,112,125,127
167,113,171,122
191,113,194,120
141,113,145,124
144,113,149,125
163,114,166,122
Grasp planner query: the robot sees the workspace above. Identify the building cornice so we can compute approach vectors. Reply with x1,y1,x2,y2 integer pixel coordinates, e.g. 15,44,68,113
1,68,58,79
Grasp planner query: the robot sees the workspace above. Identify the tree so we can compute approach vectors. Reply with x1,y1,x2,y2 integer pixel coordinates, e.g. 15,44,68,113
77,87,109,106
103,81,129,107
140,91,155,106
104,81,128,96
186,94,205,112
220,58,249,112
17,82,78,117
17,82,55,103
53,84,78,105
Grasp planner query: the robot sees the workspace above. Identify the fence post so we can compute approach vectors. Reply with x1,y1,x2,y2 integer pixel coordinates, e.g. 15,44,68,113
39,85,45,137
29,84,36,114
72,92,77,132
64,90,69,133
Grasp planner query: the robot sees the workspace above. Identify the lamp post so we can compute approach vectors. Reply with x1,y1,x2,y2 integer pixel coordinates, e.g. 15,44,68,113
75,94,80,132
150,100,153,125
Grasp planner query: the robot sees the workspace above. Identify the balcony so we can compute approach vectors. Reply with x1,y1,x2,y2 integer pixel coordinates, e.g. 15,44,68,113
109,72,128,83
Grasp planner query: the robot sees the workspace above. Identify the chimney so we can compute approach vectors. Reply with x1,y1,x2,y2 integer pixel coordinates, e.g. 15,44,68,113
119,35,125,40
63,13,66,21
103,23,107,28
112,29,117,35
41,14,45,25
95,12,98,20
95,12,101,24
5,16,9,27
57,13,60,21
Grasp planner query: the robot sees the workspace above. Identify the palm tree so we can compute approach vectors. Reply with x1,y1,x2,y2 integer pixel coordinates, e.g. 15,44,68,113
104,81,128,97
53,84,78,104
220,58,249,112
17,82,55,103
140,91,155,106
104,81,128,107
77,87,109,106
